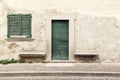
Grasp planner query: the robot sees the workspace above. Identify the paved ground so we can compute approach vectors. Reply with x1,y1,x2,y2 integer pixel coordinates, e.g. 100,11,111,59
0,63,120,72
1,77,120,80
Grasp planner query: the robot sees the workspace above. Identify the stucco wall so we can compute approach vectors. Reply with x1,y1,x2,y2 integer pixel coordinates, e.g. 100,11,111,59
0,0,120,62
75,15,119,61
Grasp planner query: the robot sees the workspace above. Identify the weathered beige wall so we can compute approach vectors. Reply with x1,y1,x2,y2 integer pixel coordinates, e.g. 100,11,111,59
3,0,120,18
0,0,120,62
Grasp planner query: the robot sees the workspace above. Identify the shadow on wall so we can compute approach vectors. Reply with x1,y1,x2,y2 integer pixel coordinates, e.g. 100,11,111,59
75,55,99,63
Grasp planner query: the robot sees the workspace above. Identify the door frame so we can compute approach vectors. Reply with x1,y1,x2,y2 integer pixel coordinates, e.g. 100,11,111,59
45,14,75,62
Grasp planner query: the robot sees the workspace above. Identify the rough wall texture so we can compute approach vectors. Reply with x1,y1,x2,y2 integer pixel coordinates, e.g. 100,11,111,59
0,0,120,62
75,15,119,61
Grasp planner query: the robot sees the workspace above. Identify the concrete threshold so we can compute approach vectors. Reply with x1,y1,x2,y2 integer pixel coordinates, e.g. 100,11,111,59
45,63,74,67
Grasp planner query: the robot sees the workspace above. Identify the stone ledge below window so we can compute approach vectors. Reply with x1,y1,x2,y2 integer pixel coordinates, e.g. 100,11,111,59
19,52,46,63
74,53,98,56
5,38,34,42
19,52,46,57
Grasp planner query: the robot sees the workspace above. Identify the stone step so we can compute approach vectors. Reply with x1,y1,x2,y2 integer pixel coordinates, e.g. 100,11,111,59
0,63,120,80
0,71,120,77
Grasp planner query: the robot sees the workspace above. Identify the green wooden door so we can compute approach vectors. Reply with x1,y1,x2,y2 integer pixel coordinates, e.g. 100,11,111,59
52,20,69,60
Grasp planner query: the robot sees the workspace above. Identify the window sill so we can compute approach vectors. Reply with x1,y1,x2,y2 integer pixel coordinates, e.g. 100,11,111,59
5,38,34,42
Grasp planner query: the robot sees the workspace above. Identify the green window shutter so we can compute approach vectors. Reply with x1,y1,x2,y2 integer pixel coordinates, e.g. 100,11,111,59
21,14,32,38
7,14,32,38
7,14,19,38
